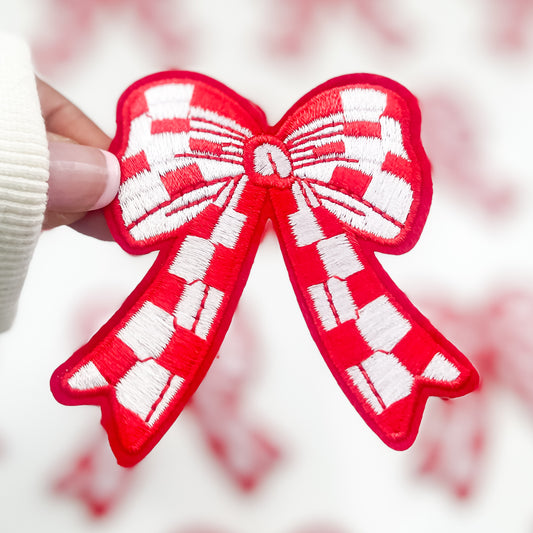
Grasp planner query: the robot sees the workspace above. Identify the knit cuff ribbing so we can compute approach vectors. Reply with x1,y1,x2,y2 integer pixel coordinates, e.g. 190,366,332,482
0,34,49,332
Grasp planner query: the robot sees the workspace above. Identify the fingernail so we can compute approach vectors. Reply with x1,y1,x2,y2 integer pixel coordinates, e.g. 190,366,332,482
47,141,121,212
92,149,121,209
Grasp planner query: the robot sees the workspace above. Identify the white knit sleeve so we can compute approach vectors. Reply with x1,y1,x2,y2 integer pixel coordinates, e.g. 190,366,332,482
0,34,49,332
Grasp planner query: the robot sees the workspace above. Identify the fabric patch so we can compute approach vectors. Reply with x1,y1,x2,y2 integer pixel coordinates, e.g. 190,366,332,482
415,289,533,498
51,71,479,466
189,306,282,491
52,430,134,518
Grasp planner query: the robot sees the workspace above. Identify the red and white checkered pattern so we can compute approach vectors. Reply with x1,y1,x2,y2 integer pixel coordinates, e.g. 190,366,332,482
174,525,348,533
52,73,478,465
53,429,134,517
32,0,191,74
421,91,515,215
415,290,533,497
489,0,533,50
268,0,408,56
190,307,281,491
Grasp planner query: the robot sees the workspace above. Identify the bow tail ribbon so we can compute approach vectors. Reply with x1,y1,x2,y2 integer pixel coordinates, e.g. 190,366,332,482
189,307,281,490
190,396,282,491
52,178,268,465
269,182,476,449
53,429,134,517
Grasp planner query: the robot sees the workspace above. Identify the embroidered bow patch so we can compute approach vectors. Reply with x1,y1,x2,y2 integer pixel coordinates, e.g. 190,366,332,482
51,72,479,466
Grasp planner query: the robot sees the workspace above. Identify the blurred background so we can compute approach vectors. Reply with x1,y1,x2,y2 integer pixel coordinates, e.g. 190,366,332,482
2,0,533,531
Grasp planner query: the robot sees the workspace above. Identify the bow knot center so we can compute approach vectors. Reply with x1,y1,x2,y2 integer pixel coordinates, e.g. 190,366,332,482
245,136,293,188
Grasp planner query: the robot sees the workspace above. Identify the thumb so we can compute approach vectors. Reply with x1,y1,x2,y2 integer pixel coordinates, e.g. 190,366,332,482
47,140,121,214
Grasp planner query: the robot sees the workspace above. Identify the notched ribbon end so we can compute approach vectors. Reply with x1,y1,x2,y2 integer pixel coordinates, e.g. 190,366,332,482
50,362,106,407
348,351,480,452
101,407,158,467
50,362,162,467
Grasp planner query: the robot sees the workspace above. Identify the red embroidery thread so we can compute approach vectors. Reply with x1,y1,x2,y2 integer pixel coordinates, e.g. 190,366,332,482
51,72,479,466
416,290,533,497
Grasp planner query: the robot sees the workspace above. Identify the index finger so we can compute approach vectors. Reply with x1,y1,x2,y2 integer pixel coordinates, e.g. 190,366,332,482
36,77,112,150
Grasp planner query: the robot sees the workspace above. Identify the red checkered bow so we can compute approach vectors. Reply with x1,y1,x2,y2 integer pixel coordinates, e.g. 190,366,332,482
489,0,533,50
32,0,191,74
175,526,348,533
175,526,347,533
269,0,408,56
416,290,533,497
51,72,478,466
53,429,134,517
420,91,515,215
189,307,281,491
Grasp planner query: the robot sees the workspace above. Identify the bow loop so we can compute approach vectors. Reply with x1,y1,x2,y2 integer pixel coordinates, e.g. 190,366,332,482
280,83,426,251
108,75,261,252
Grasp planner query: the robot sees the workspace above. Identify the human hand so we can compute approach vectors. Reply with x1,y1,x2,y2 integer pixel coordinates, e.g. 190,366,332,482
36,78,120,235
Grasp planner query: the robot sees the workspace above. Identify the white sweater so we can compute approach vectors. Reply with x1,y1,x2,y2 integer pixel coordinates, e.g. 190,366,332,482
0,34,49,332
